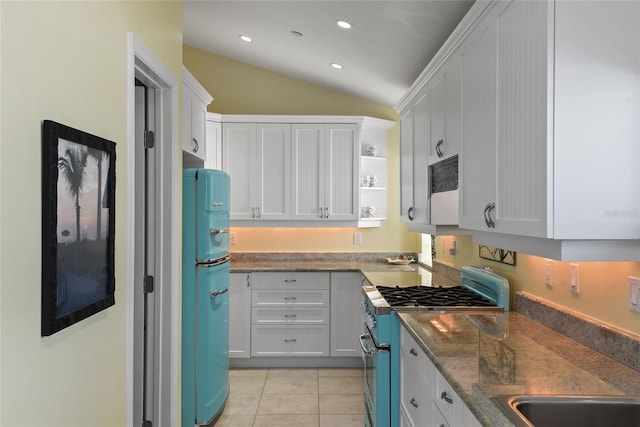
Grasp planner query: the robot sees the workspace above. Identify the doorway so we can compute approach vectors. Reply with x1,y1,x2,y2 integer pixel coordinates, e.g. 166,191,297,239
127,33,180,427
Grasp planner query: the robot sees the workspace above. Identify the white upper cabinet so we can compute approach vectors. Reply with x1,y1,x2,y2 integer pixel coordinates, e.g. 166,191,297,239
205,113,222,170
398,0,640,260
291,124,359,221
222,122,291,220
221,115,393,227
460,0,640,260
182,66,213,163
428,53,462,165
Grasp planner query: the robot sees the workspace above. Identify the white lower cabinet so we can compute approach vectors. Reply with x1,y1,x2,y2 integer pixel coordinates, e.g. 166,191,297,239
233,270,365,360
401,326,481,427
330,272,363,357
229,272,252,358
251,272,330,356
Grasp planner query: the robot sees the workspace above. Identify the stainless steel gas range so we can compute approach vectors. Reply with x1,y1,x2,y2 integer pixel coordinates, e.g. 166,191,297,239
360,266,510,427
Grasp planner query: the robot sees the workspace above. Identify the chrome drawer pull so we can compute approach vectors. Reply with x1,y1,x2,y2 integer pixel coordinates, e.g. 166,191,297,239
284,339,297,343
409,348,418,357
441,391,453,405
284,314,297,318
410,398,419,408
284,296,297,301
284,279,297,283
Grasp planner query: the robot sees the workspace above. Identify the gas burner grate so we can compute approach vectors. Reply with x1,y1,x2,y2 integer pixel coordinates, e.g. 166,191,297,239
376,285,497,308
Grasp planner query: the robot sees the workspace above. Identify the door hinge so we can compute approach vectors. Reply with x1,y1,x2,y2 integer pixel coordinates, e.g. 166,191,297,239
144,275,154,294
142,421,152,427
144,130,155,149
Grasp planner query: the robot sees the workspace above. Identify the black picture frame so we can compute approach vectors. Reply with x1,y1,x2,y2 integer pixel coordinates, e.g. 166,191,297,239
41,120,116,336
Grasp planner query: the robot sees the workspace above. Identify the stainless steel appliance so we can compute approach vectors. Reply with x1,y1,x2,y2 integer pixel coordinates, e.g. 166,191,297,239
182,169,231,426
361,266,510,427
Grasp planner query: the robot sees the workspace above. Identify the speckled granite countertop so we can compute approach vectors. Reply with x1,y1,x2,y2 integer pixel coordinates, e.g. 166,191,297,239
398,312,640,427
229,252,460,287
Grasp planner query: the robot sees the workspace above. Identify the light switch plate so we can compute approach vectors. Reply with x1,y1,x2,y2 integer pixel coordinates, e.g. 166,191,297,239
570,264,580,294
629,276,640,312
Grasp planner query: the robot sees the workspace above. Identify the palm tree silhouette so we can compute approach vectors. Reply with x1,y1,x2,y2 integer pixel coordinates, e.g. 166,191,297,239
58,146,88,242
88,148,104,239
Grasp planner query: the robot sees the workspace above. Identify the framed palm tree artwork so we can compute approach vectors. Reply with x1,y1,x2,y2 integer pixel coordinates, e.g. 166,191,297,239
41,120,116,336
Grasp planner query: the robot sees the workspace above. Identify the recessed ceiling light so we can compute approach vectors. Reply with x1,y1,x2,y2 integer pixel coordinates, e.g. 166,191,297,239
291,30,304,37
239,35,252,43
336,20,352,29
330,63,344,70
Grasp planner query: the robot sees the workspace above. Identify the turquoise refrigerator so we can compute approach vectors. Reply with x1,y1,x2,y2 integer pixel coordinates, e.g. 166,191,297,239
182,169,230,426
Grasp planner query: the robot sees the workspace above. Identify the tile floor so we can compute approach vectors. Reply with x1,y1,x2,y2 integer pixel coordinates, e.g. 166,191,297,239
214,368,365,427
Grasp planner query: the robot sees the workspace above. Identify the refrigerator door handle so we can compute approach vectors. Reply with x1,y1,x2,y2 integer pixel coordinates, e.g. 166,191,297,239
197,255,232,267
210,227,228,235
210,287,229,299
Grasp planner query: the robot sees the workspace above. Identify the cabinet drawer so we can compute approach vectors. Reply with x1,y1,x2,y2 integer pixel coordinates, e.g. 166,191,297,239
433,369,465,425
251,307,329,324
433,401,451,427
252,272,330,290
252,289,329,307
251,325,329,356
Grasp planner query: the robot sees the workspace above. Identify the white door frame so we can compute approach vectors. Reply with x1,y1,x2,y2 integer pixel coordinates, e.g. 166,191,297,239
126,33,180,426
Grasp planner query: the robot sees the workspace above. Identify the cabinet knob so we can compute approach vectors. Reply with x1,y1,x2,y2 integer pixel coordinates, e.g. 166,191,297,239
409,348,418,357
440,391,454,405
409,398,419,408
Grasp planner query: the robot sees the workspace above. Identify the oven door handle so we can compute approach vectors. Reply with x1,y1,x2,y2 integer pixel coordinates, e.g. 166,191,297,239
359,333,389,356
359,334,375,357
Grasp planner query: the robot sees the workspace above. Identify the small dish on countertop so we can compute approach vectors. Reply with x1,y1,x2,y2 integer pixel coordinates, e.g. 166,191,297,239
386,257,414,265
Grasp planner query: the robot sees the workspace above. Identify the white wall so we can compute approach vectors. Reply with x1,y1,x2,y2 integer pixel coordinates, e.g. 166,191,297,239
0,2,182,425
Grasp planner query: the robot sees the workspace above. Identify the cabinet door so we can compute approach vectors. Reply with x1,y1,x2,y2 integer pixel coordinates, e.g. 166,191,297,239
399,107,414,223
228,273,251,358
428,72,445,163
292,124,325,220
255,124,291,219
494,0,549,237
222,123,256,219
191,96,207,161
325,124,359,220
330,272,363,357
460,14,498,232
411,90,430,225
205,119,222,170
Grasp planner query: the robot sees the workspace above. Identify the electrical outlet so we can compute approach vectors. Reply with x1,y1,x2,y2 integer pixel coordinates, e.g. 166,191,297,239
570,264,580,294
544,260,553,288
353,232,362,245
230,232,237,245
629,276,640,312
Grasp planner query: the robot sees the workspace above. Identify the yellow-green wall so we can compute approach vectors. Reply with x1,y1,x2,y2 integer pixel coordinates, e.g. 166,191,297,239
435,236,640,337
0,1,182,425
183,45,420,254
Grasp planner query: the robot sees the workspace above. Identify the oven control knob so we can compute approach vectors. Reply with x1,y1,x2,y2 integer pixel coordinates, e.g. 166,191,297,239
366,314,376,330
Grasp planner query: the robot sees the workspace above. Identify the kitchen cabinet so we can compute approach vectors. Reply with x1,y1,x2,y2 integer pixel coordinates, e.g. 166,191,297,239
427,53,462,165
222,122,291,220
330,272,363,357
204,113,222,170
458,0,640,260
399,90,428,226
182,66,213,163
229,272,251,358
221,116,393,227
291,124,359,221
400,325,481,427
250,272,330,356
400,325,434,427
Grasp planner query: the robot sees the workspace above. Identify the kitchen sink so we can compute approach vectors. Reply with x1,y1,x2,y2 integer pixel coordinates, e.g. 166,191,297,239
492,395,640,427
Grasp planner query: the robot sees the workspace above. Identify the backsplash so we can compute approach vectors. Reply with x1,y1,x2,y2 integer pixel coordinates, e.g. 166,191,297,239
516,291,640,371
